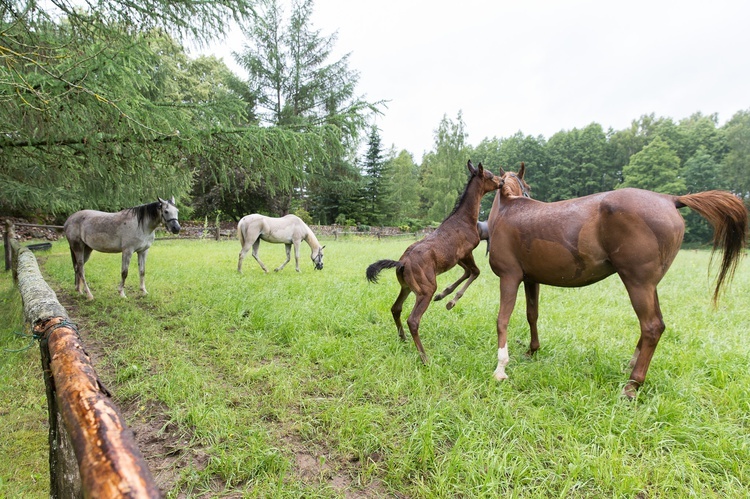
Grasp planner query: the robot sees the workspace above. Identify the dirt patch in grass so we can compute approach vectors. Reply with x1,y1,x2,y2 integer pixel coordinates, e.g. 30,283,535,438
54,289,396,497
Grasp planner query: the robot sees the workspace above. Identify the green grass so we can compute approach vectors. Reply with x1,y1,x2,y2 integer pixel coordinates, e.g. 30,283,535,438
2,237,750,497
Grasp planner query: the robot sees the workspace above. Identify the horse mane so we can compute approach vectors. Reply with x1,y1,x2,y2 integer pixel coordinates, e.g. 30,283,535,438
127,201,160,229
443,172,475,221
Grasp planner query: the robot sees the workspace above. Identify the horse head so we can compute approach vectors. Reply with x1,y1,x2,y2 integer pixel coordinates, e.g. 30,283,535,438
497,163,531,198
467,160,504,194
312,245,325,270
158,196,181,234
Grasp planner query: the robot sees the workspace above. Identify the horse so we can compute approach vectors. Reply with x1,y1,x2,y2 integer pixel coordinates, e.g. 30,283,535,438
237,214,325,273
366,160,504,364
64,197,181,300
486,163,747,398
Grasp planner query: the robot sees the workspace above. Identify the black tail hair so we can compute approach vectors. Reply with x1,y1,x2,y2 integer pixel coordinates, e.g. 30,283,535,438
366,259,403,283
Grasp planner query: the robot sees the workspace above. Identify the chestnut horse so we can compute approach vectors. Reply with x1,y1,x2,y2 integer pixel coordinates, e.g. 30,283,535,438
486,164,747,398
366,160,503,363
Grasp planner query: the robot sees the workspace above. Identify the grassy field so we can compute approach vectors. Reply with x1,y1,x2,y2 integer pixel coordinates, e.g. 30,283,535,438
2,235,749,497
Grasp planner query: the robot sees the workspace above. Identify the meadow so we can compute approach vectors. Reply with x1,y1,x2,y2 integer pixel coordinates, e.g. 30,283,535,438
2,235,749,497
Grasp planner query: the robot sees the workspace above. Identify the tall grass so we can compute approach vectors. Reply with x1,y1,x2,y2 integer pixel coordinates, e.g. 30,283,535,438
3,237,749,497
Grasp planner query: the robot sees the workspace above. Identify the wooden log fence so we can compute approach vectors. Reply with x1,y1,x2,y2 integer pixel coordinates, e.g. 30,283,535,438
10,239,161,498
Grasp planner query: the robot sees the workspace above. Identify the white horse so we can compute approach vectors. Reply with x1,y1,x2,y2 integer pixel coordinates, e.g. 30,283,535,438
64,197,180,299
237,214,325,273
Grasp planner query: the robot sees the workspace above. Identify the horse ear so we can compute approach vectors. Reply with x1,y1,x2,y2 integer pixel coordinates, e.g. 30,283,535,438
477,162,485,176
467,160,477,175
518,162,526,179
170,196,176,205
158,197,165,205
498,166,506,176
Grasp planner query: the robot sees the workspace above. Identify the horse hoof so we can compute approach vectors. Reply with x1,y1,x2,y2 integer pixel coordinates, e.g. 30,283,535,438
433,294,444,302
446,301,455,310
493,369,508,381
622,381,640,400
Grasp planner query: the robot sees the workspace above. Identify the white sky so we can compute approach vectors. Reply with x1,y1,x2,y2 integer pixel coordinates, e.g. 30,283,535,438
195,0,750,163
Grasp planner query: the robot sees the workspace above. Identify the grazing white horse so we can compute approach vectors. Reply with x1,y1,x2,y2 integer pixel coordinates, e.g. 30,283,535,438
64,197,180,299
237,214,325,273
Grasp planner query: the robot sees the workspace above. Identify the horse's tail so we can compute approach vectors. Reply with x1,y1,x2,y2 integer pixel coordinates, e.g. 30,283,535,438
366,259,403,283
237,220,245,247
676,190,748,302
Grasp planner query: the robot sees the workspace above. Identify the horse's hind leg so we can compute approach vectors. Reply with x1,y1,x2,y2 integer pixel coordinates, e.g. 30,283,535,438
406,291,435,364
251,239,269,273
137,249,149,295
119,250,134,298
391,285,411,342
622,280,665,399
523,279,541,356
71,243,94,300
238,239,251,273
275,243,292,272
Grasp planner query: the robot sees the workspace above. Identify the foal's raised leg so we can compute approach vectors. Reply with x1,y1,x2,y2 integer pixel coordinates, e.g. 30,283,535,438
137,249,149,295
275,243,292,272
523,279,541,356
495,276,522,381
444,257,481,310
621,280,665,399
433,261,471,305
119,249,134,298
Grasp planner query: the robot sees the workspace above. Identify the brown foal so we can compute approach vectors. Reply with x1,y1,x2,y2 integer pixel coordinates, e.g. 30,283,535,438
366,160,503,363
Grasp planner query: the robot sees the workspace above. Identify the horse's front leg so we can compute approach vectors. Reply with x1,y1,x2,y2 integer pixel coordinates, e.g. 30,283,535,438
275,243,292,272
434,260,471,307
137,249,149,295
523,279,540,356
445,257,481,310
119,250,134,298
495,276,521,381
293,242,301,272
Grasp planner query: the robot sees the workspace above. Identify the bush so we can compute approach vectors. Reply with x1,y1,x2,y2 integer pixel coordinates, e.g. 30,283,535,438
294,208,313,225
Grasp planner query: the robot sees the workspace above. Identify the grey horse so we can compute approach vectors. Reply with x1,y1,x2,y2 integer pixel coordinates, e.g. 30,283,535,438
237,214,324,273
64,197,180,299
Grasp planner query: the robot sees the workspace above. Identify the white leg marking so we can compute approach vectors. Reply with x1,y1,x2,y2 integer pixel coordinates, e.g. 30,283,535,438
493,346,510,381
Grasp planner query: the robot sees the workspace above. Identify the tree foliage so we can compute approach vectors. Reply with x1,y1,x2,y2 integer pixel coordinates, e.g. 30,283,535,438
421,112,469,223
0,0,257,216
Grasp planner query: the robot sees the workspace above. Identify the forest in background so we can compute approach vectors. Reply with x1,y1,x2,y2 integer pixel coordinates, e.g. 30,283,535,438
2,0,749,244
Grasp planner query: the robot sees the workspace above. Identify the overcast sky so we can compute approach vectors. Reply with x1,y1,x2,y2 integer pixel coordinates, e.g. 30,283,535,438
196,0,750,162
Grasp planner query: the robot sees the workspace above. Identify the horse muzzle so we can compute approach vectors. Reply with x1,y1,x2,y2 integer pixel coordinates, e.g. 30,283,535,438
166,220,181,234
314,262,324,270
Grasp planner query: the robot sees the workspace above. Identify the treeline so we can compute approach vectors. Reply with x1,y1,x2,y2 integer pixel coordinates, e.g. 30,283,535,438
328,110,750,244
2,0,749,245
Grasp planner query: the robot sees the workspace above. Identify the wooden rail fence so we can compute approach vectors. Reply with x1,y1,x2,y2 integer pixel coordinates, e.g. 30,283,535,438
9,238,161,498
